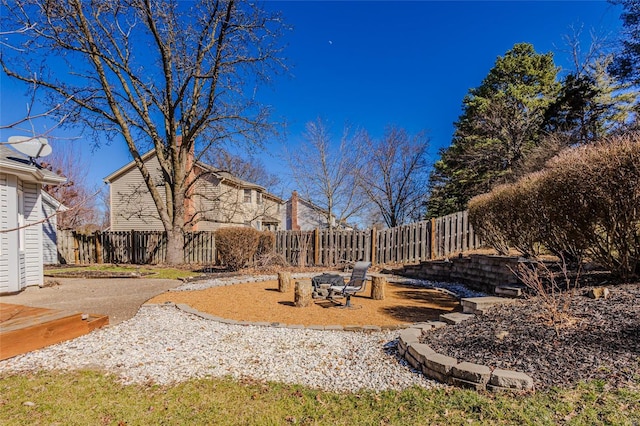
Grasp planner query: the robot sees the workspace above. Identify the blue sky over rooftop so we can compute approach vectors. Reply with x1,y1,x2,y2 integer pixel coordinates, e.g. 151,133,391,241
0,1,624,196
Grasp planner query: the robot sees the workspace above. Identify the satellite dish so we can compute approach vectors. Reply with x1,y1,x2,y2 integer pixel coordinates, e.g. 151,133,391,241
8,135,53,159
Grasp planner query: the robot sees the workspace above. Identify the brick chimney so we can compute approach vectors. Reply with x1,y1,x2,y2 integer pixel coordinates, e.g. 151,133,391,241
290,190,300,230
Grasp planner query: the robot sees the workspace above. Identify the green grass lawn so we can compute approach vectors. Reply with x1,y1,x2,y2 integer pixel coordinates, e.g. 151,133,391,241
44,264,200,280
0,371,638,425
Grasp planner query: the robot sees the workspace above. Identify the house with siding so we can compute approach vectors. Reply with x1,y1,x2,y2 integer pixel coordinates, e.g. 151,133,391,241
41,191,67,265
0,144,66,294
104,148,283,232
282,190,346,230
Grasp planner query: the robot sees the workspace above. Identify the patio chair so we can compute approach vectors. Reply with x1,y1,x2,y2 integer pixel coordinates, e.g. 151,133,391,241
328,261,372,308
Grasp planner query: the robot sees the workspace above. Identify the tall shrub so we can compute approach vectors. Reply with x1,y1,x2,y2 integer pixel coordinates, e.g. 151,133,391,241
544,135,640,280
470,133,640,280
469,175,544,257
215,227,261,271
468,192,510,255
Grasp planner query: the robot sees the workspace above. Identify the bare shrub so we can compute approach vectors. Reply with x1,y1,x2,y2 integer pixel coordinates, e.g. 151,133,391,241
471,133,640,279
254,251,289,269
515,258,580,335
468,192,510,255
256,231,275,257
214,227,261,271
543,134,640,280
469,176,544,257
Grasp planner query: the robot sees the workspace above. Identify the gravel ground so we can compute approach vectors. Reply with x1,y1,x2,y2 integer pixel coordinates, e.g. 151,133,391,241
424,283,640,390
0,303,441,393
0,274,483,392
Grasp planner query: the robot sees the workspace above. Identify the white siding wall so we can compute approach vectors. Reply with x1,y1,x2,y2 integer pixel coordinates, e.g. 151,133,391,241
297,201,328,230
0,173,9,292
23,181,43,286
17,179,26,288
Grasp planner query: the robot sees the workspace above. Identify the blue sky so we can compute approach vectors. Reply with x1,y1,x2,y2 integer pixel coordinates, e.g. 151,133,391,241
0,1,624,199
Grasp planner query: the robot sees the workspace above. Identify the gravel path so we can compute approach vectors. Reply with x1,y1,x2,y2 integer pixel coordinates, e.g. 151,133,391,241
0,304,441,393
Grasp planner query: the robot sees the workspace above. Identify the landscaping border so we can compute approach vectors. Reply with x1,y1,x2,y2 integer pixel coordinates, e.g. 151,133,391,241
398,323,534,392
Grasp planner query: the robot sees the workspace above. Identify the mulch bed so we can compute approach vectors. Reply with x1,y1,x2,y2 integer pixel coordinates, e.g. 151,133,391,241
423,283,640,390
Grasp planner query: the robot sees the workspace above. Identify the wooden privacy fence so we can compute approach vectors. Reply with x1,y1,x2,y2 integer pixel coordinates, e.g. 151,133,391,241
275,211,482,266
56,211,481,266
57,230,216,265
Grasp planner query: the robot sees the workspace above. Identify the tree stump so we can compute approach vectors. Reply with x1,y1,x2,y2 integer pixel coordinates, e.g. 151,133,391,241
371,275,386,300
278,271,292,293
294,280,312,307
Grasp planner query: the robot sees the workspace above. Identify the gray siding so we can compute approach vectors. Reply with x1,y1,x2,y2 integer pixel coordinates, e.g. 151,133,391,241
297,200,330,230
42,197,58,265
23,181,43,286
283,198,330,230
110,155,165,231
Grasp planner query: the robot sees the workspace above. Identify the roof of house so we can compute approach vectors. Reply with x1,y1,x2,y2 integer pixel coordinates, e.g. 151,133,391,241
42,190,69,211
287,193,331,216
0,144,67,185
103,148,283,203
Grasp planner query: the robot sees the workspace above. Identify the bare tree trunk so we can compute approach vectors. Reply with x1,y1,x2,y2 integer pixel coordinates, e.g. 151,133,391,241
166,227,184,265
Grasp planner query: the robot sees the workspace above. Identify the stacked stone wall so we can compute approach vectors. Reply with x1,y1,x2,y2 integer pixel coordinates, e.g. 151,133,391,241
392,254,522,294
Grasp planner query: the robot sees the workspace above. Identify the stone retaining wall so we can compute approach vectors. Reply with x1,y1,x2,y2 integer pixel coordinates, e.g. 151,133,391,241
398,325,534,392
389,255,522,294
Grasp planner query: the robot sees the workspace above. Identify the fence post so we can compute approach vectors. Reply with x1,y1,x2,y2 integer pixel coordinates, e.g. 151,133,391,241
430,218,436,259
94,231,102,264
131,229,137,264
370,228,377,265
314,228,319,266
73,231,79,264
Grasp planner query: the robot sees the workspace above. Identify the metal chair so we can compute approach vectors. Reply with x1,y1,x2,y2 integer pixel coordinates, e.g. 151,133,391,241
328,261,372,308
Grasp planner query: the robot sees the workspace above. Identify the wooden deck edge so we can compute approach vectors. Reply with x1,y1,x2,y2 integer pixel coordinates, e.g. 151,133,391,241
0,312,109,361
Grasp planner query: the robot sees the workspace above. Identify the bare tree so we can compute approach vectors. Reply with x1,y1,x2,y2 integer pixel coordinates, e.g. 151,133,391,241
203,149,280,191
41,142,102,230
286,118,367,229
1,0,286,264
357,127,430,227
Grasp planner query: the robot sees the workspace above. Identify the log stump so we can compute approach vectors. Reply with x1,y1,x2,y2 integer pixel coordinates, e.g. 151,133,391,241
278,271,292,293
294,280,313,307
371,275,386,300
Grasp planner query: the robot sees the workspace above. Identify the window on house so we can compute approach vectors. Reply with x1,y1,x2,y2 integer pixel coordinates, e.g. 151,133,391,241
256,221,262,230
243,189,251,203
256,192,263,205
17,188,24,252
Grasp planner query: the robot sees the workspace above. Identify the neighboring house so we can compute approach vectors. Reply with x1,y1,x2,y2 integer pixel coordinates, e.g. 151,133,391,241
0,144,66,294
282,190,344,230
41,191,67,265
104,148,284,232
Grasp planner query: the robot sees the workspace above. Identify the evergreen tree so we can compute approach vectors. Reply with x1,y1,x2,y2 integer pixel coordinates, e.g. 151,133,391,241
427,43,559,217
610,0,640,85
